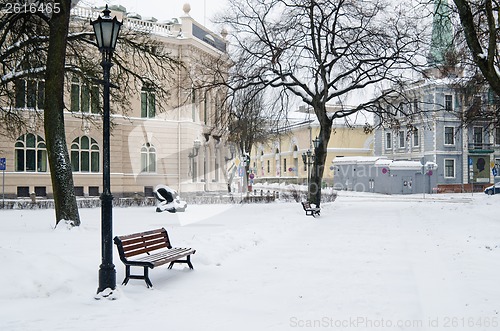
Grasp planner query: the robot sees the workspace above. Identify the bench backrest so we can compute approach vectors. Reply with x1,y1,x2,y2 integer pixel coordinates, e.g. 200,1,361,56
302,201,312,209
114,228,172,258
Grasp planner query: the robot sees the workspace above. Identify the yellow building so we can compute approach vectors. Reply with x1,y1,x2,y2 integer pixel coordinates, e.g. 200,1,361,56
0,4,230,199
250,106,374,186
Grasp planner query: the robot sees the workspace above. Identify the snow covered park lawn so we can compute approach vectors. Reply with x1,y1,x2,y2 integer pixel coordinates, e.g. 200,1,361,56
1,192,500,331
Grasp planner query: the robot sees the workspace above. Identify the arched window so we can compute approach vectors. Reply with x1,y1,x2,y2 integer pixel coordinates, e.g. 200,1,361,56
71,136,100,172
141,143,156,173
15,133,47,172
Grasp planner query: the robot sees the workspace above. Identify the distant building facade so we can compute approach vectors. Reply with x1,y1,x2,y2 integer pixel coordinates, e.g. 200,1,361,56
0,4,231,199
373,0,500,193
243,106,374,189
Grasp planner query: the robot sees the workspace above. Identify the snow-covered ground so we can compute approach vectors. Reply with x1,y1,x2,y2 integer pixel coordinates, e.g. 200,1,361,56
1,191,500,331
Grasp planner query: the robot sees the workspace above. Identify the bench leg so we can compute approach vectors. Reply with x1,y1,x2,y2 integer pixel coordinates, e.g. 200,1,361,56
122,265,131,285
168,255,194,270
144,267,153,288
121,265,153,288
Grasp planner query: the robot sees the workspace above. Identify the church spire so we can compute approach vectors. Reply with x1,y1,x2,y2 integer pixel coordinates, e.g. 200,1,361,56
427,0,454,66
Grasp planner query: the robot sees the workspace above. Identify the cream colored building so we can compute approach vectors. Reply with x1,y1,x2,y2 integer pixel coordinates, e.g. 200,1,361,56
0,4,230,199
249,106,374,187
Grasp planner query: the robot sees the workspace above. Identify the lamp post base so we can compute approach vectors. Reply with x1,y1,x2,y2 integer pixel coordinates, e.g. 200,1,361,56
96,263,116,299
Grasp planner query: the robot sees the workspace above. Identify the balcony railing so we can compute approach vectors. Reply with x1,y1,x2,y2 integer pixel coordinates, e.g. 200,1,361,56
468,142,494,153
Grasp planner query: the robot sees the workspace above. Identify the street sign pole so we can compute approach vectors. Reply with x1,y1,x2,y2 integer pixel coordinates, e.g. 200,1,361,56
0,158,5,209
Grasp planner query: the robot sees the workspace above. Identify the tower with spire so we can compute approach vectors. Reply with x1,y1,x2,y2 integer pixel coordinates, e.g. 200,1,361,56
425,0,461,78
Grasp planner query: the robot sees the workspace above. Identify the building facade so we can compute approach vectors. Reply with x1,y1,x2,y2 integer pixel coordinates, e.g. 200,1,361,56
244,106,374,189
373,0,500,193
0,4,231,199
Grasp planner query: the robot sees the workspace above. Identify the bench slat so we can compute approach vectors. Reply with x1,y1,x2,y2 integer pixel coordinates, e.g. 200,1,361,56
133,248,196,266
121,238,169,256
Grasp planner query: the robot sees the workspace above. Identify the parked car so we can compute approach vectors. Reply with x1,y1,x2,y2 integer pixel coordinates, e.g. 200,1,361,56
484,182,500,195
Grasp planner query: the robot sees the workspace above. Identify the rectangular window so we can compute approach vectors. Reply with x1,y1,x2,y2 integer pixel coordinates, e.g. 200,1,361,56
91,86,99,114
81,85,90,113
71,79,98,113
17,186,30,197
413,98,418,112
496,128,500,146
15,80,26,108
25,149,36,171
144,186,154,197
399,131,405,148
37,150,47,172
15,149,24,171
148,93,156,118
385,132,392,149
37,81,45,109
91,151,99,172
444,159,455,178
88,186,100,197
141,89,156,118
283,158,287,172
445,95,453,111
413,129,419,147
71,83,80,112
27,80,37,108
71,150,79,172
74,186,84,197
81,151,89,172
267,160,270,173
149,153,156,172
473,127,483,145
34,186,46,197
444,127,455,145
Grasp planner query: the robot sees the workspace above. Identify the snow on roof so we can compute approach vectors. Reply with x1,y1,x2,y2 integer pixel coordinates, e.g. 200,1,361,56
332,158,425,171
332,156,385,165
388,160,423,171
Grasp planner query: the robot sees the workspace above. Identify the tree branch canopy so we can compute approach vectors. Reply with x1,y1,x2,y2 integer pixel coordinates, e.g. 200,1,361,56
453,0,500,96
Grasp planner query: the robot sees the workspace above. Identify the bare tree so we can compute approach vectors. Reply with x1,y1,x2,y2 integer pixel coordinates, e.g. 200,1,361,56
0,1,180,225
227,85,283,191
215,0,427,206
451,0,500,125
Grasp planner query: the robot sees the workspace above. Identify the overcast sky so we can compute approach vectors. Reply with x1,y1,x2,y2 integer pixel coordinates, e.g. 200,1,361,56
79,0,226,30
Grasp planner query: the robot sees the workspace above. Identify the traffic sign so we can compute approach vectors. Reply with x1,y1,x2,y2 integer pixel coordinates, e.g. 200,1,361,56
493,167,498,177
0,158,5,171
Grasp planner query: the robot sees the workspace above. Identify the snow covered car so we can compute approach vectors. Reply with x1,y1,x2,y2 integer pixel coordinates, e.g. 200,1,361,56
153,184,187,212
484,182,500,195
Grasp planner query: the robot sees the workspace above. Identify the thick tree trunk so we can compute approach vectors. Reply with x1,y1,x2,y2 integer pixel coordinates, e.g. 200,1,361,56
308,104,332,208
44,0,80,226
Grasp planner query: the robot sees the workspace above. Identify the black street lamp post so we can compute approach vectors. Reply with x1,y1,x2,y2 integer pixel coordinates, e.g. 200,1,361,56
302,137,321,204
302,149,313,191
91,5,122,296
188,139,201,181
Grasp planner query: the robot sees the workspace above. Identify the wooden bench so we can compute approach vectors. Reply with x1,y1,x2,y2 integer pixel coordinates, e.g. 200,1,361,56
301,201,320,217
113,228,196,288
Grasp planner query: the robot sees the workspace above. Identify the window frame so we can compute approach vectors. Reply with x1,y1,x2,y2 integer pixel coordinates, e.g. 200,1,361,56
445,94,453,111
444,126,455,146
385,132,392,149
71,136,100,173
71,77,100,114
14,133,47,172
444,159,455,178
413,128,419,147
398,130,405,149
140,142,157,173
